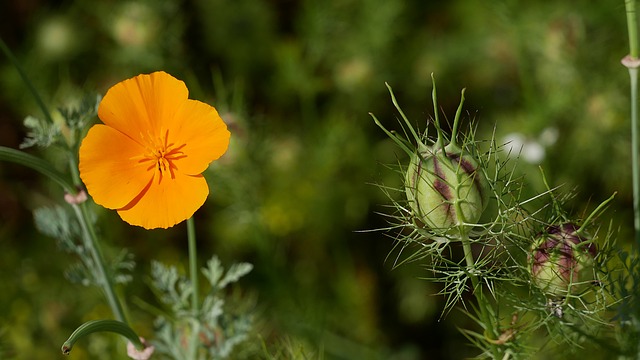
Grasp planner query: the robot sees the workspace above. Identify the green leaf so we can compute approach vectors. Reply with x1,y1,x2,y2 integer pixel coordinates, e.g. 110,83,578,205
65,263,94,287
202,255,253,290
111,249,135,285
151,261,191,312
20,115,60,149
150,256,254,359
219,262,253,289
202,256,224,288
33,205,77,246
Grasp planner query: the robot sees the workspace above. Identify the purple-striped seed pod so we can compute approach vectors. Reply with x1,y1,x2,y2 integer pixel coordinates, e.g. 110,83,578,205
529,223,597,296
405,142,489,231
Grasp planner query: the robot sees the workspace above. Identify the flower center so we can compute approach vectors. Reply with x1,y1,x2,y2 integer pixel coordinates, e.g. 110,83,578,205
138,130,186,181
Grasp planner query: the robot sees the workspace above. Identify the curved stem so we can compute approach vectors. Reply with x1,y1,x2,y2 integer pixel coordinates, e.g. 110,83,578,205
62,319,143,355
72,202,127,323
0,146,77,195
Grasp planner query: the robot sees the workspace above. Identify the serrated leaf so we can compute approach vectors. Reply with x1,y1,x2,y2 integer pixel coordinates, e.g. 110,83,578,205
151,261,192,312
201,256,252,290
110,249,135,285
202,296,224,325
150,256,254,359
209,314,252,358
202,256,224,288
65,263,95,287
219,263,253,289
34,206,71,240
151,261,180,302
33,205,83,253
20,115,60,149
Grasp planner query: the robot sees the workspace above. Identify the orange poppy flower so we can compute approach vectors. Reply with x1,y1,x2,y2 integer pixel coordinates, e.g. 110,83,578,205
79,71,230,229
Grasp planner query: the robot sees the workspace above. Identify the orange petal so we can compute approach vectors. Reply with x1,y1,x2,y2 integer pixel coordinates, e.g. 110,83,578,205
116,171,209,229
97,71,189,144
79,125,153,209
169,99,231,175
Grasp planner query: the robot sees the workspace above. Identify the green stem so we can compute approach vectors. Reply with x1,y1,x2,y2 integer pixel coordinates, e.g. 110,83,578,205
459,229,502,358
624,0,640,250
72,202,127,324
0,146,76,195
0,37,54,124
63,141,127,323
188,218,199,314
627,0,639,59
187,217,200,359
68,152,82,188
632,67,640,248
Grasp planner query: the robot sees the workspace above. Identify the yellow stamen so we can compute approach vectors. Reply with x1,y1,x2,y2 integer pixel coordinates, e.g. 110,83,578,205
134,129,186,182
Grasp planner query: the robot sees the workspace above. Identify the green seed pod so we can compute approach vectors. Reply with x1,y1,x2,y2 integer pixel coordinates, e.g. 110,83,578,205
405,142,489,230
529,223,597,297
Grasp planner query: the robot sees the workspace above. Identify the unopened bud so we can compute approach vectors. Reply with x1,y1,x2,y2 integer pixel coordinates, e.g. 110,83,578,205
529,223,597,296
405,143,488,231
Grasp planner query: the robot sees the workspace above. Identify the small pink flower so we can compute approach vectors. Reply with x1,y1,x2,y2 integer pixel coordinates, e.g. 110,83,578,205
64,189,88,205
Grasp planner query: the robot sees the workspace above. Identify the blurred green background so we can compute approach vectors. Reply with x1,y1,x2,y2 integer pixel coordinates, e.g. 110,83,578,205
0,0,632,359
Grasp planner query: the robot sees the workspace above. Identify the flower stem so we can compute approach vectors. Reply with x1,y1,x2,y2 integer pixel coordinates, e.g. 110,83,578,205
62,141,128,323
629,66,640,248
72,202,127,323
188,218,199,313
0,37,54,124
626,0,639,59
68,151,83,188
623,0,640,247
459,229,502,358
187,217,200,359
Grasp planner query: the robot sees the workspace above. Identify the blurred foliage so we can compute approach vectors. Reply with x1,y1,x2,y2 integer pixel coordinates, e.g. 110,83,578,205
151,256,253,359
0,0,632,359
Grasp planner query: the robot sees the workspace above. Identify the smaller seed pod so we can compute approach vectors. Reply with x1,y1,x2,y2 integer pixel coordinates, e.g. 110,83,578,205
405,142,489,231
529,223,597,297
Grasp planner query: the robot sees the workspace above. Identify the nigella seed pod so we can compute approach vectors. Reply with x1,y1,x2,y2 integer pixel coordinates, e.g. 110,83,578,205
405,142,489,230
529,223,597,296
